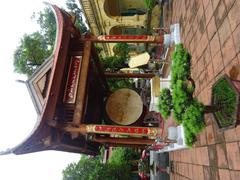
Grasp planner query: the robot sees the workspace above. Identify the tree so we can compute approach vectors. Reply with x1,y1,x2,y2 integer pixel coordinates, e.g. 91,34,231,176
34,7,57,50
112,43,130,60
99,43,133,91
108,147,140,165
62,156,105,180
66,0,87,33
14,2,87,76
13,32,51,76
62,155,131,180
101,43,130,72
63,148,139,180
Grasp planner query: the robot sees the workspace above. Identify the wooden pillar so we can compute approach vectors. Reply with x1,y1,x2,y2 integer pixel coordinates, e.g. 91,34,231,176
104,72,155,78
80,34,164,44
92,136,155,145
72,41,92,125
57,124,163,137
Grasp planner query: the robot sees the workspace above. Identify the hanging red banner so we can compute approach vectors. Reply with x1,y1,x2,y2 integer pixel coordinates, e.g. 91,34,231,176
63,56,82,103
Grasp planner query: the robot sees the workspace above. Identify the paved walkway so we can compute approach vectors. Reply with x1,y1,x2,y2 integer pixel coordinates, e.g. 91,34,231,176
165,0,240,179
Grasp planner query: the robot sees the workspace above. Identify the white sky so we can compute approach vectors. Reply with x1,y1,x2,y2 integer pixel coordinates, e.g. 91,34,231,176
0,1,81,179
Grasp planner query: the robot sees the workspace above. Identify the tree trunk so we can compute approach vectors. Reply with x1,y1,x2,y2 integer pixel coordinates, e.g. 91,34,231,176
204,105,222,113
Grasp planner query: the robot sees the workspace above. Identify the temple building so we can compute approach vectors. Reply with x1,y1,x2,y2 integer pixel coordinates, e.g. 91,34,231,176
79,0,148,56
1,5,171,156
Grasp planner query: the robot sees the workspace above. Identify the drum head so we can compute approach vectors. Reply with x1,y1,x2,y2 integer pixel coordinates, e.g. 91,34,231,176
106,88,143,125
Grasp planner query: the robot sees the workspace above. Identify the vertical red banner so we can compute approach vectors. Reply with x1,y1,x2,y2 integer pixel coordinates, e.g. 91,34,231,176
63,56,82,103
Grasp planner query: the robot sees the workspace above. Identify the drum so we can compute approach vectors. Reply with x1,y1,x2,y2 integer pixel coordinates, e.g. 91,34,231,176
106,88,143,125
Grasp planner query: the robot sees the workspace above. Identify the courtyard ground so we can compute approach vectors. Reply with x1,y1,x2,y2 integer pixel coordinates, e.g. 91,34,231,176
162,0,240,179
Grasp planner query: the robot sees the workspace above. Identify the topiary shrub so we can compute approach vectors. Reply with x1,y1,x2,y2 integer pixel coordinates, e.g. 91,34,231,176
171,44,192,124
171,44,191,86
183,123,196,147
183,99,205,132
170,44,206,147
157,88,173,119
172,80,192,124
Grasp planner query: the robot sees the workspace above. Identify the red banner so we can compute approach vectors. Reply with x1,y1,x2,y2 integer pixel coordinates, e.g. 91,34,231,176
97,35,156,42
95,125,149,135
63,56,82,103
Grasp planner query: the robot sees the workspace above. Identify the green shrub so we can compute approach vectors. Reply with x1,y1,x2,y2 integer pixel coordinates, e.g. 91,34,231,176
101,56,127,72
186,80,195,94
183,123,196,147
181,99,206,147
183,99,205,134
157,88,173,119
172,80,192,124
113,43,130,60
100,43,130,72
170,44,205,147
107,78,133,92
212,77,237,127
144,0,156,10
171,44,191,86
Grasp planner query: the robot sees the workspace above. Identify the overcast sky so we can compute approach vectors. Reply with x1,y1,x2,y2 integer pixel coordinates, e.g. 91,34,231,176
0,1,81,179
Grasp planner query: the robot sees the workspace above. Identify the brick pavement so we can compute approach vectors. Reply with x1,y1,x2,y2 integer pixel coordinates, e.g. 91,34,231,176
166,0,240,179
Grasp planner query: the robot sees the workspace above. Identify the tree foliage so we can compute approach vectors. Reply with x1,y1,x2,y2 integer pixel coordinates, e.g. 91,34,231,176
99,43,133,91
13,32,51,76
108,147,140,165
13,0,87,76
171,44,191,87
34,7,56,50
62,156,107,180
170,44,206,146
62,148,139,180
112,43,130,60
212,77,237,127
172,80,192,124
144,0,156,10
66,0,87,33
157,88,173,119
107,78,133,92
101,43,130,72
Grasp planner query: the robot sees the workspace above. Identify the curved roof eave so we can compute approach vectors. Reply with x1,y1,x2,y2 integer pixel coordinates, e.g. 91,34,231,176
4,4,74,155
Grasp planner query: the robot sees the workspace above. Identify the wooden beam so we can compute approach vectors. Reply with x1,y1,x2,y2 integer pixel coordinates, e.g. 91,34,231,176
104,72,155,78
72,41,92,125
93,136,154,145
80,35,164,43
105,143,146,148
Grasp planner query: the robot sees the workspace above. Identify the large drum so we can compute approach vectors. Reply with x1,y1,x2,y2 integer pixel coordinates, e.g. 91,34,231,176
106,88,143,125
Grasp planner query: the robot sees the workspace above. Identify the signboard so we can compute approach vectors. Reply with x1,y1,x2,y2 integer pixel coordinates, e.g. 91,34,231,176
63,56,82,103
128,52,150,68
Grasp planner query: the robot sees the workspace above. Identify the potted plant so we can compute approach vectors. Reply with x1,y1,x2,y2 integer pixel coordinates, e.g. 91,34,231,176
211,75,240,129
157,44,236,147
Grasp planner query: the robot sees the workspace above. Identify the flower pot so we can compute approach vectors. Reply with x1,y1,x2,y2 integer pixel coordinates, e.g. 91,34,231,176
167,126,178,140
